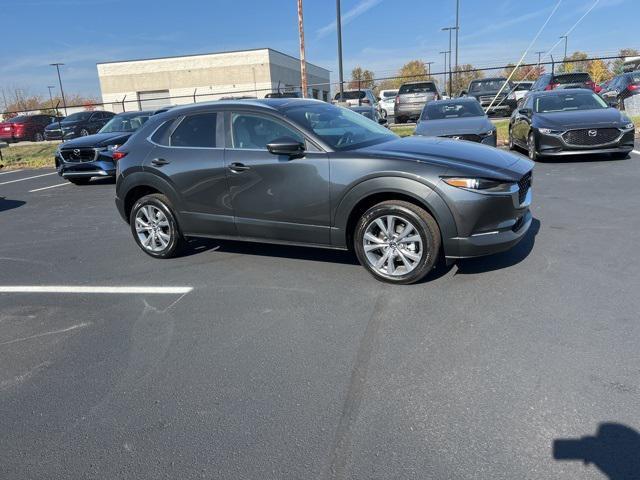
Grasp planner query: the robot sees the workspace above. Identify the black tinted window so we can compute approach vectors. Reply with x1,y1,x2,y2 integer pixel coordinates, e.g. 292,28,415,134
150,120,174,145
170,113,217,148
231,113,303,150
399,83,436,94
334,91,366,100
421,101,484,120
555,73,591,84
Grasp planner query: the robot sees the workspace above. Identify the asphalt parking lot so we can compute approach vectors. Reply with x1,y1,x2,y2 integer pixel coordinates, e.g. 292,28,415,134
1,148,640,479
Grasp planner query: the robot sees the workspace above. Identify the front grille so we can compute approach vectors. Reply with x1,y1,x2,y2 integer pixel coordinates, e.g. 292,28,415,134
60,148,97,163
518,171,532,204
562,128,620,146
479,95,505,104
444,134,481,142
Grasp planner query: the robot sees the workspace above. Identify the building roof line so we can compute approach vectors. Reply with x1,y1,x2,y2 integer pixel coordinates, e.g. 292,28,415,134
96,47,330,73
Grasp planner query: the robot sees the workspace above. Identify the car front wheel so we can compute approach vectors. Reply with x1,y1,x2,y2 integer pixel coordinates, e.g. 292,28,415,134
130,193,184,258
354,200,441,284
527,132,539,161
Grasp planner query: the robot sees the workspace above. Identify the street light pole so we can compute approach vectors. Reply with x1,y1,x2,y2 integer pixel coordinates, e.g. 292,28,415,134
442,27,457,95
50,63,67,116
439,51,448,93
559,35,568,60
336,0,344,101
297,0,308,98
455,0,459,73
47,85,55,109
426,61,434,78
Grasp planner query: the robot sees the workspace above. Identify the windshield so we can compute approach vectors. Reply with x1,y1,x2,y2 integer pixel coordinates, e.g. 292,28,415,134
8,116,29,123
99,113,150,133
334,91,366,100
283,103,396,151
64,112,92,122
381,91,398,98
469,79,510,93
554,73,591,84
399,83,436,94
421,101,485,120
534,92,608,113
628,72,640,84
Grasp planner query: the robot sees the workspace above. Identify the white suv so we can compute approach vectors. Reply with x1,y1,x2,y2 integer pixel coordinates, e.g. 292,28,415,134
378,89,398,119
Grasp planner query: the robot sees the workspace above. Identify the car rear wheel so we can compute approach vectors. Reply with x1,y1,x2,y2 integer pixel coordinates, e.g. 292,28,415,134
354,200,441,284
130,193,184,259
527,132,539,161
34,132,44,142
67,177,91,185
80,128,90,137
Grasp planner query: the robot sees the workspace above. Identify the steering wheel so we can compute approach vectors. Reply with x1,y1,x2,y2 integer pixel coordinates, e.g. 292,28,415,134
336,131,355,148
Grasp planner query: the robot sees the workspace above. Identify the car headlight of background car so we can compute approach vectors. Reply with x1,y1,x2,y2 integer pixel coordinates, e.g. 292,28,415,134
623,122,634,130
443,177,515,193
538,128,563,135
481,129,496,137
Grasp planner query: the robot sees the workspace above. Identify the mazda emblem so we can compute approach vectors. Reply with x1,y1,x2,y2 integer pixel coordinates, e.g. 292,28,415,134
452,136,461,140
73,149,81,157
588,130,597,137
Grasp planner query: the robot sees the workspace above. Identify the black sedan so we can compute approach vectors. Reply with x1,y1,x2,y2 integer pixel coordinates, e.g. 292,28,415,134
115,99,533,284
414,98,496,146
44,110,115,140
55,111,153,184
509,89,635,160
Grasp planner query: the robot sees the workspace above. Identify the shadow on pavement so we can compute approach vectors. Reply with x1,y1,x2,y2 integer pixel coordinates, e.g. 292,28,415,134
535,153,631,164
0,197,26,213
553,423,640,479
181,237,360,265
455,218,540,274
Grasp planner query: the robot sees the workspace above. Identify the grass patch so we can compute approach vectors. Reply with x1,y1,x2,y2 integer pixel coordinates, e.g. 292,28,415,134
390,125,415,137
0,142,59,170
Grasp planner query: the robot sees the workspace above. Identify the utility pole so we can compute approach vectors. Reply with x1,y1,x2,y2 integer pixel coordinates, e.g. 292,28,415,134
47,85,56,110
50,63,67,115
297,0,308,98
442,27,457,95
336,0,344,101
559,35,568,60
439,51,448,93
426,61,434,78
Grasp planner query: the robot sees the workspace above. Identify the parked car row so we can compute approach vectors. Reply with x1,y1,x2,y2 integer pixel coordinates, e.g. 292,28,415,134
0,114,62,143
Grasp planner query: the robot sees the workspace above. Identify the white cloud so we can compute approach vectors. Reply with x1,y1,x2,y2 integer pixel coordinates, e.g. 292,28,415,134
316,0,384,38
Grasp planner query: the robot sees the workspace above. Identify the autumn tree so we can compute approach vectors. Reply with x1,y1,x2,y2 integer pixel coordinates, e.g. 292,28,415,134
558,51,589,73
398,60,429,84
348,66,376,90
612,48,640,74
587,59,613,84
503,64,544,82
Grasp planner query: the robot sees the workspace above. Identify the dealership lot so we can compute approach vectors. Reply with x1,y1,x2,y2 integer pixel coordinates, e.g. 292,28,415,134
1,151,640,478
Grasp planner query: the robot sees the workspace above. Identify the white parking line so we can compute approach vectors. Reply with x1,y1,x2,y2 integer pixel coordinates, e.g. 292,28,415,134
29,183,70,193
0,286,193,294
0,172,57,186
0,169,24,176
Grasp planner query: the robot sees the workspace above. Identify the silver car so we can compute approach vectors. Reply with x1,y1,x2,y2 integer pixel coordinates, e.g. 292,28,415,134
394,81,441,124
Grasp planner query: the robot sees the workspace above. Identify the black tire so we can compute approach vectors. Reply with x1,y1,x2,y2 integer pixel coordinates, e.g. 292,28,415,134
129,193,185,259
395,116,405,124
354,200,441,284
527,132,539,161
508,127,516,150
34,132,44,142
67,177,91,185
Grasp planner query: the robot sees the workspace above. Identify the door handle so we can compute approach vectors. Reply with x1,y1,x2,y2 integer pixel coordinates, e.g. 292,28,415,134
151,158,170,166
228,162,250,173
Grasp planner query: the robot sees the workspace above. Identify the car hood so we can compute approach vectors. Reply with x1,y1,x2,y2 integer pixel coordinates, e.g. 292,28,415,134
360,136,531,180
60,132,132,148
415,116,493,136
534,108,624,129
47,120,84,129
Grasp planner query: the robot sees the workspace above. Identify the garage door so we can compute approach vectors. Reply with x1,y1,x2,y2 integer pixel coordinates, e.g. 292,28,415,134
137,90,170,110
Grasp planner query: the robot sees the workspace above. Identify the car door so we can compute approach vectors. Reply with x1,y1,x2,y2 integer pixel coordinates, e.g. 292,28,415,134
513,96,534,144
224,110,331,245
144,111,235,237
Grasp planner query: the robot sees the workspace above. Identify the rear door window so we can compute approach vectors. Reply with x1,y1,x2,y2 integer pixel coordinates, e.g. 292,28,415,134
170,113,218,148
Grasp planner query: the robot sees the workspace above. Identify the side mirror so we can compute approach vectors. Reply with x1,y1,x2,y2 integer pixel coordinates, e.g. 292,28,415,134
361,98,371,105
518,108,532,116
460,90,468,97
266,137,305,158
378,117,388,125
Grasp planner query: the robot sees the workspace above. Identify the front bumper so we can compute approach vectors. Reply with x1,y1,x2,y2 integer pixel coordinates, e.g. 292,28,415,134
537,128,635,156
55,150,116,178
440,175,533,259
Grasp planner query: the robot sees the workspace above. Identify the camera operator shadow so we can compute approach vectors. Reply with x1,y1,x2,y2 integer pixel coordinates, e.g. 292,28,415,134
553,423,640,479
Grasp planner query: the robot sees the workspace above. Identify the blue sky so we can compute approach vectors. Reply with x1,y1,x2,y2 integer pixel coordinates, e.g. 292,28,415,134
0,0,637,99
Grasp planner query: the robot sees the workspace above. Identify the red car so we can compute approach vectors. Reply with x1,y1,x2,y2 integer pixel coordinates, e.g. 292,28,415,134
0,114,59,143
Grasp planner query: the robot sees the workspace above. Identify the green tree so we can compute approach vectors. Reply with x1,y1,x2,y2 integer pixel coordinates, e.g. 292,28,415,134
348,66,375,90
612,48,640,74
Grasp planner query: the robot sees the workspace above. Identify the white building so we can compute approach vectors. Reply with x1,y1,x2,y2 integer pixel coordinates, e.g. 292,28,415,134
96,48,331,112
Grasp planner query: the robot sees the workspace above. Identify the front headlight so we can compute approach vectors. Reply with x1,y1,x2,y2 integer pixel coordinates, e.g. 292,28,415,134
538,128,563,135
443,177,514,192
482,129,496,137
100,144,121,152
624,122,634,130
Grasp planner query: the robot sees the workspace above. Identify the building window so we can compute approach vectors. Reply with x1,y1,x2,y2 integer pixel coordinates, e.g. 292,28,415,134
312,89,319,99
322,91,328,102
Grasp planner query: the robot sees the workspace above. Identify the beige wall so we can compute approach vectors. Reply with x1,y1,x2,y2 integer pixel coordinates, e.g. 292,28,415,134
97,48,330,111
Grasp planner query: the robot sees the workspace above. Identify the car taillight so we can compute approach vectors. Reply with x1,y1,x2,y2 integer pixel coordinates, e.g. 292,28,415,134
628,84,639,91
12,123,24,131
395,96,400,104
361,98,370,104
545,83,559,90
586,81,596,91
112,150,127,161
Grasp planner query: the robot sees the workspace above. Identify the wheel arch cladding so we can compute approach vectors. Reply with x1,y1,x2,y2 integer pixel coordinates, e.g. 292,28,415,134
332,176,457,252
122,172,179,222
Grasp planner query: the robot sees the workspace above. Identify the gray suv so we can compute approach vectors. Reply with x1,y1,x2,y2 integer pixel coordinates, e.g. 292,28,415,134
115,99,533,284
394,81,441,124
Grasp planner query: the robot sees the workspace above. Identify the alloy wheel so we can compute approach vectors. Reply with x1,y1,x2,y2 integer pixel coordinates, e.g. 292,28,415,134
80,129,89,136
528,134,536,160
135,205,172,253
362,215,423,277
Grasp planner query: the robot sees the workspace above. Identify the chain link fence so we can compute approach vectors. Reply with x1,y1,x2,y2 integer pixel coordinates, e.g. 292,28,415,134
1,54,636,122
